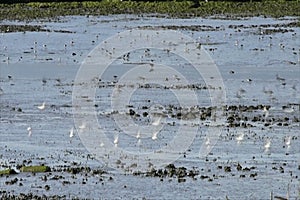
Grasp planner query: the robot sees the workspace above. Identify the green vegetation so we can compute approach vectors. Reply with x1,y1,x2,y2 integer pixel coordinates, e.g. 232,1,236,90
0,169,17,175
20,165,51,173
0,1,299,20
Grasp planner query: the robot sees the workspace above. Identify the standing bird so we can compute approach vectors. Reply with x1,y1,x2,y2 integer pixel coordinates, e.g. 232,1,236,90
264,139,271,151
37,102,45,110
152,131,159,140
285,136,291,148
136,130,141,139
69,127,74,138
27,127,32,137
263,106,269,119
114,135,119,147
236,132,244,144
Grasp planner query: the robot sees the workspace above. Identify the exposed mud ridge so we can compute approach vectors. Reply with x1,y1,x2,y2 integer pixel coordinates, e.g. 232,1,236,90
228,21,300,30
98,103,300,128
228,21,299,35
0,24,46,33
133,164,199,181
96,82,222,90
0,192,65,200
131,161,299,183
0,24,74,33
137,25,223,32
137,21,299,34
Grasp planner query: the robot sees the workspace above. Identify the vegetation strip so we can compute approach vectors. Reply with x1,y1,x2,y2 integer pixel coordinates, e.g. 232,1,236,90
0,169,17,175
0,1,299,20
20,165,51,173
0,165,51,175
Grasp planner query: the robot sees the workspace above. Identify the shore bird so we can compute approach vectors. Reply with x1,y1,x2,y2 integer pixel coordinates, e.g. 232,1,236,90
264,139,271,151
136,130,141,139
285,136,291,148
27,127,32,137
152,131,159,140
114,135,119,147
69,127,74,138
37,102,45,110
263,106,269,119
236,132,244,144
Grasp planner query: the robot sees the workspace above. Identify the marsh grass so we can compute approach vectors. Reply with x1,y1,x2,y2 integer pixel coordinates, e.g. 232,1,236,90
0,1,299,20
0,169,17,175
20,165,51,173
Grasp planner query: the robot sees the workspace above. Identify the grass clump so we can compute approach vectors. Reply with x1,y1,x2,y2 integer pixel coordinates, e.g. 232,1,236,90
20,165,51,173
0,169,18,176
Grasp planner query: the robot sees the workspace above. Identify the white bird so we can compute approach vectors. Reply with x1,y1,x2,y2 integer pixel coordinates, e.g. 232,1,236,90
37,102,45,110
263,106,269,119
114,135,119,147
152,131,159,140
236,133,244,144
136,130,141,139
69,127,74,138
205,138,210,146
285,136,291,147
27,127,32,137
264,139,271,150
152,116,162,126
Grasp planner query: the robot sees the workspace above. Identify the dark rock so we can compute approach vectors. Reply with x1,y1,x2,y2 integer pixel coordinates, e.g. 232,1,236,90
224,166,231,172
129,109,135,116
237,163,242,171
178,178,186,183
44,185,50,191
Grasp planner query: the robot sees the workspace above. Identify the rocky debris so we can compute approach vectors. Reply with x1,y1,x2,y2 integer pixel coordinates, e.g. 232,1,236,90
236,163,242,171
0,191,65,200
5,178,18,185
134,164,199,180
224,166,231,172
97,102,299,128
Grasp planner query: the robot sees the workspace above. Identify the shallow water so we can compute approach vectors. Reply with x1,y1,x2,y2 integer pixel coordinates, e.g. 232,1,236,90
0,15,299,199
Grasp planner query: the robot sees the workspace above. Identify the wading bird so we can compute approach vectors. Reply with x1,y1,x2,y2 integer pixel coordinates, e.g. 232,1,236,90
37,102,45,110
